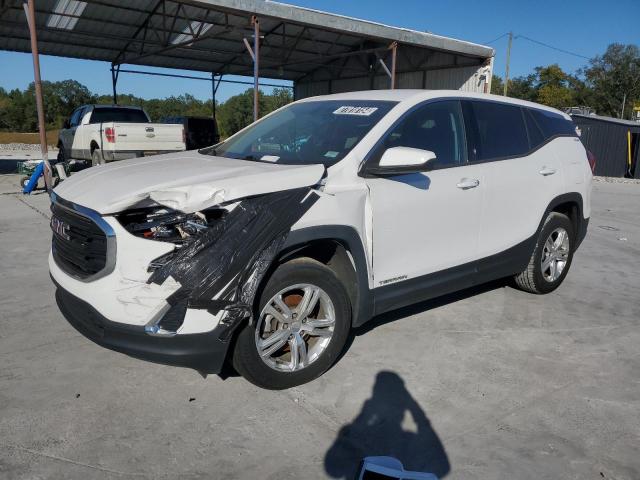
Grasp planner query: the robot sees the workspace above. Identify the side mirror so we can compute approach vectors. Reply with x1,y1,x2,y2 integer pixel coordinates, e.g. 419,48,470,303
63,119,70,129
366,146,437,176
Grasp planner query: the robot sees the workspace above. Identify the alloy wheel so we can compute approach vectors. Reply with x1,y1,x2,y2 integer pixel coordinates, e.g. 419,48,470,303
541,227,570,282
255,283,336,372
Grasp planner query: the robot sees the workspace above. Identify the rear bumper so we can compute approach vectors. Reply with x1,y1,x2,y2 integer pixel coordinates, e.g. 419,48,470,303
55,283,231,373
576,217,590,249
103,150,183,161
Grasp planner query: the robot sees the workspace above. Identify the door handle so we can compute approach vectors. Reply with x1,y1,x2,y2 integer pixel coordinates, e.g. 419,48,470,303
456,178,480,190
539,167,557,176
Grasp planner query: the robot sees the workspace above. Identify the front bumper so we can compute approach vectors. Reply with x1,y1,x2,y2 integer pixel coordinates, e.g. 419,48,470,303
55,281,231,373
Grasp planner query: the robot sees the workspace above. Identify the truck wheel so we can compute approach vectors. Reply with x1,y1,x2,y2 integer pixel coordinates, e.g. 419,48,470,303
56,145,66,163
91,148,104,166
514,212,575,294
232,258,351,390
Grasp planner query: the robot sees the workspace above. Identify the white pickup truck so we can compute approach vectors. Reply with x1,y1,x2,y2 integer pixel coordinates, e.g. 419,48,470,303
57,105,186,165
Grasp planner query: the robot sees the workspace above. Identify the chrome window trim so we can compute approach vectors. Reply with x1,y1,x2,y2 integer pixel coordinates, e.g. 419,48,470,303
51,192,117,282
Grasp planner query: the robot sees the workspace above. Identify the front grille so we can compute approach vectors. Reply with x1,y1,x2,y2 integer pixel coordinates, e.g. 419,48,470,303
51,201,108,279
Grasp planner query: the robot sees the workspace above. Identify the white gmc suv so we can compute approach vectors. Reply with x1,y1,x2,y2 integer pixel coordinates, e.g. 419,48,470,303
50,90,592,389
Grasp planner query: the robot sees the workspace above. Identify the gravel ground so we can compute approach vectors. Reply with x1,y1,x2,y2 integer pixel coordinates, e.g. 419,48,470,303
0,175,638,480
0,143,47,151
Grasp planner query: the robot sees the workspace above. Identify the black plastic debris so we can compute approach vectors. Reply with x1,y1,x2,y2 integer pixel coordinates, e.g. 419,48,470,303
148,188,319,338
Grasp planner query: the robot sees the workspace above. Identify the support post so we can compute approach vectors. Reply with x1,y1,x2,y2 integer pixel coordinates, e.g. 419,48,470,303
252,15,259,122
389,41,397,89
111,64,120,104
503,32,513,97
23,0,51,191
211,73,216,120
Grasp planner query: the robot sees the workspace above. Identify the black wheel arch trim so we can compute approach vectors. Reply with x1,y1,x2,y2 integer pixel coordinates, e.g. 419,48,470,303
282,225,374,327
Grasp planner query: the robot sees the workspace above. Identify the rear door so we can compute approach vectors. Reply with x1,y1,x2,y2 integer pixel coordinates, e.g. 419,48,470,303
364,99,484,287
464,100,565,259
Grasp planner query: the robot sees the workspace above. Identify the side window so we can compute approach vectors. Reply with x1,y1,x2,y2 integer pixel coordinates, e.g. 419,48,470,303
371,100,467,169
69,109,82,127
523,108,546,150
469,101,529,161
75,107,87,125
530,109,577,139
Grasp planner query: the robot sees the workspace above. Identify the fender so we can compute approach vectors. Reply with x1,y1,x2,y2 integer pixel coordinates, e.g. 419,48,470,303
544,192,588,249
282,225,374,327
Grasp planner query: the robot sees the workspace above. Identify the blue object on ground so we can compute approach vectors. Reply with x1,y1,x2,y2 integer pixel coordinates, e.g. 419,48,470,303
357,456,438,479
22,161,45,194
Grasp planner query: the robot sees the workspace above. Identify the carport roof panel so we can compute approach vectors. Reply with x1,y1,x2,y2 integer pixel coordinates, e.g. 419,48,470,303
0,0,494,80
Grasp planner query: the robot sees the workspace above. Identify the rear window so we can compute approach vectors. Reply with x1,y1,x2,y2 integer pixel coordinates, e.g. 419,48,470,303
469,101,529,161
529,109,577,139
523,109,546,150
89,108,149,124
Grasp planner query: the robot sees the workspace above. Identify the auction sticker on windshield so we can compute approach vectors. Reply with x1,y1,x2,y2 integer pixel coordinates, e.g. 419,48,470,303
333,106,378,116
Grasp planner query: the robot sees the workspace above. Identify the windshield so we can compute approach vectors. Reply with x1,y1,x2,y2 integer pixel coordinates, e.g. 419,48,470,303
205,100,397,166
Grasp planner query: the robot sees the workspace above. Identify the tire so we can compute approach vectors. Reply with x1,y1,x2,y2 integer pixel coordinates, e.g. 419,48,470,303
19,176,31,190
91,148,104,166
514,212,574,294
56,145,66,163
232,258,352,389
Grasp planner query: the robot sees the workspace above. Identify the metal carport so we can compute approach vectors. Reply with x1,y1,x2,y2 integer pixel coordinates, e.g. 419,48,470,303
0,0,494,182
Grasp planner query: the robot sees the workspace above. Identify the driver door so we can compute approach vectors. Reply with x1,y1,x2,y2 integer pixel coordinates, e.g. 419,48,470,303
364,100,484,287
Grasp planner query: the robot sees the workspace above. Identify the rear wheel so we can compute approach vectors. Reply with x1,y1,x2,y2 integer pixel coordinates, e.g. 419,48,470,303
514,212,574,294
232,258,351,389
91,148,104,166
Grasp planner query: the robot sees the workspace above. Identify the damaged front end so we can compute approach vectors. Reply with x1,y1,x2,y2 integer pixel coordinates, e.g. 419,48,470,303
118,187,320,342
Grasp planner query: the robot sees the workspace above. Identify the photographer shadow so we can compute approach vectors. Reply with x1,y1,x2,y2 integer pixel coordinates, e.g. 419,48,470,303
324,371,450,479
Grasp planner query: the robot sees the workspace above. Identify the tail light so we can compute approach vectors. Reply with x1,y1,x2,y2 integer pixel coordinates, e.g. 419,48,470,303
586,150,596,174
105,127,116,143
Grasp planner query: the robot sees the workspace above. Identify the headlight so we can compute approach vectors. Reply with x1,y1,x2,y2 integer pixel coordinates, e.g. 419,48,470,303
117,207,225,244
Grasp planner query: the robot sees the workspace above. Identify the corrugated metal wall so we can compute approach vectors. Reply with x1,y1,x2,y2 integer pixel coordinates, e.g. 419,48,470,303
294,64,487,99
573,116,640,178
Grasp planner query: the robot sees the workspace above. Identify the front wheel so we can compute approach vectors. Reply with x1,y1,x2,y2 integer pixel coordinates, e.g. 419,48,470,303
514,212,574,294
232,258,351,389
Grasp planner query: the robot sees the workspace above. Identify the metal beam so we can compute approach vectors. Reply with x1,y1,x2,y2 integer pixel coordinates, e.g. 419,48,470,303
111,64,120,104
23,0,51,190
251,15,259,121
115,67,292,89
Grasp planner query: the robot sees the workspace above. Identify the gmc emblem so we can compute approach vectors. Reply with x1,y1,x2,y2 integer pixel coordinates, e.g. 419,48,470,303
51,216,71,241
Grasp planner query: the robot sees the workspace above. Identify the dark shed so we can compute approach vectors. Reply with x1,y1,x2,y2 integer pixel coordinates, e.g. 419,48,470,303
572,114,640,178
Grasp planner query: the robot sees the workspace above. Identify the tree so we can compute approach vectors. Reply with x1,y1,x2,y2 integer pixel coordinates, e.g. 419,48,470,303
490,74,504,95
583,43,640,119
507,74,536,102
534,64,574,109
266,87,293,111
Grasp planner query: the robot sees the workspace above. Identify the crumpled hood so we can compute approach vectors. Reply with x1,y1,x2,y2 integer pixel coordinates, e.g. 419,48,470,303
53,151,325,214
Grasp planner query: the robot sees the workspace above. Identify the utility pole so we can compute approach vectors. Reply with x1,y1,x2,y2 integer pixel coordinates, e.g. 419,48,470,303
503,31,513,97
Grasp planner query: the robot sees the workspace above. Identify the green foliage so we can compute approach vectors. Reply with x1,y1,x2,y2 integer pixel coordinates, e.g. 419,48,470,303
492,43,639,118
582,43,640,118
215,87,293,138
490,74,504,95
0,81,293,136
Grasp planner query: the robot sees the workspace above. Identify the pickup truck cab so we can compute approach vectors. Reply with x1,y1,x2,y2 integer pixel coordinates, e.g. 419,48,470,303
57,105,186,165
50,90,593,389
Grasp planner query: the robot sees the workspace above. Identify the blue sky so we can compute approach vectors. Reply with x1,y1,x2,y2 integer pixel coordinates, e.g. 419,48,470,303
1,0,637,102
